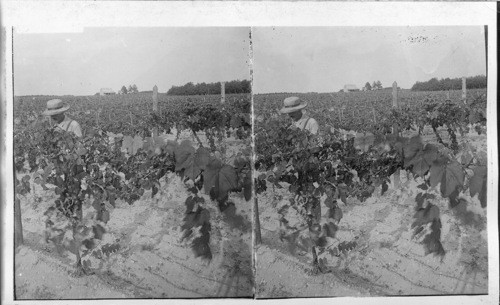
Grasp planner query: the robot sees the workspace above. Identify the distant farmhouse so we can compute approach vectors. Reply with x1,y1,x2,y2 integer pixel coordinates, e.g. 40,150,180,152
343,84,360,92
100,88,115,96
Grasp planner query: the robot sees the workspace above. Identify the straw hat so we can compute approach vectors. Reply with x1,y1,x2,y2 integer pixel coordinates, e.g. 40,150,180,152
279,97,307,114
42,99,70,116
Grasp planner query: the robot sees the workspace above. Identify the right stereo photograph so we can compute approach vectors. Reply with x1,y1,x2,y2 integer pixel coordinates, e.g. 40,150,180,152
252,26,488,298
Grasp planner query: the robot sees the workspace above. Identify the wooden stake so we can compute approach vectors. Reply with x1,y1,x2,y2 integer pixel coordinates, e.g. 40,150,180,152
14,196,23,248
152,85,159,137
462,77,467,103
254,198,262,245
152,85,158,112
392,81,400,189
221,82,226,104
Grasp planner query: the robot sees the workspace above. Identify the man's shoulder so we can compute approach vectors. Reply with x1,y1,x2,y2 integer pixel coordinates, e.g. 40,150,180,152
307,117,319,125
65,116,81,125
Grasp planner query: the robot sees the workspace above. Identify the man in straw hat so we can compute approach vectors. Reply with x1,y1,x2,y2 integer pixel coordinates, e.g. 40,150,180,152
279,97,319,135
42,99,82,137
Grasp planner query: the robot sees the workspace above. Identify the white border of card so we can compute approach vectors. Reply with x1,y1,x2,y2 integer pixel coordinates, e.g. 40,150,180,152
1,2,498,305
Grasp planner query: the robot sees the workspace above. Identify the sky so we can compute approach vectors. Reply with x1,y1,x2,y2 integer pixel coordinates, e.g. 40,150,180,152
14,26,487,95
14,27,251,96
252,26,487,93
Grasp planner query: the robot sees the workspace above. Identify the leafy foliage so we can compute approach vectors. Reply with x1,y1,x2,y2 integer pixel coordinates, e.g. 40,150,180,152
255,89,487,268
13,94,252,270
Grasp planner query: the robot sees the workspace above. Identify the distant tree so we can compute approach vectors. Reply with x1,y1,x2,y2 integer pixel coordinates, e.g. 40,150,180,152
411,75,486,91
375,81,383,90
241,80,251,93
120,86,128,94
130,84,138,94
166,80,250,96
364,82,372,91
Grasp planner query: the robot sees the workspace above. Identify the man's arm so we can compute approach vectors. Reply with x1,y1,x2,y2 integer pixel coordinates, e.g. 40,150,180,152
307,118,319,135
70,121,83,137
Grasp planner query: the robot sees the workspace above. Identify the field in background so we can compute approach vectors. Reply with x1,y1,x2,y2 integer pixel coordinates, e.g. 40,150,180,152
254,88,487,135
14,93,250,136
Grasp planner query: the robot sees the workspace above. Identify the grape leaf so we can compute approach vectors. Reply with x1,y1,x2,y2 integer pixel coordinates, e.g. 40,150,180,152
469,166,487,207
143,134,166,153
233,156,249,170
230,115,242,129
430,158,464,198
322,222,338,238
164,140,178,156
101,210,110,223
338,184,348,204
324,196,336,209
203,158,238,201
406,144,439,177
122,135,144,155
82,239,95,250
417,183,428,191
175,144,210,181
327,206,343,223
448,188,460,208
403,136,423,166
174,140,195,171
93,224,105,239
353,132,375,152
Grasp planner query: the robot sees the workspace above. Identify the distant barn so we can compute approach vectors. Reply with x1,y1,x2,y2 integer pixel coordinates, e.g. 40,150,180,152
343,84,359,92
100,88,115,96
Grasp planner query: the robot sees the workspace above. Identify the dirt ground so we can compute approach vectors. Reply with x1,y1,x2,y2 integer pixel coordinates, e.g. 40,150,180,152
254,132,488,298
15,131,254,300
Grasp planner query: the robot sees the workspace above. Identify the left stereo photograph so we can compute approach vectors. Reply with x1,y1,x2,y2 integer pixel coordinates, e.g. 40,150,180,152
12,27,253,299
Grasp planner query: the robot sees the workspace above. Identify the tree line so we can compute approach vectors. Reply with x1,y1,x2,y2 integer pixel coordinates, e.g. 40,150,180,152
119,85,139,94
166,80,251,96
411,75,487,91
363,81,383,91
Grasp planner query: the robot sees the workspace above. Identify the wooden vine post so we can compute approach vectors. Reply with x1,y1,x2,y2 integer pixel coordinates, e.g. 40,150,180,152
152,85,158,137
14,197,23,248
220,82,226,104
462,77,467,103
254,198,262,245
152,85,158,112
484,25,488,77
392,81,400,188
220,81,227,147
